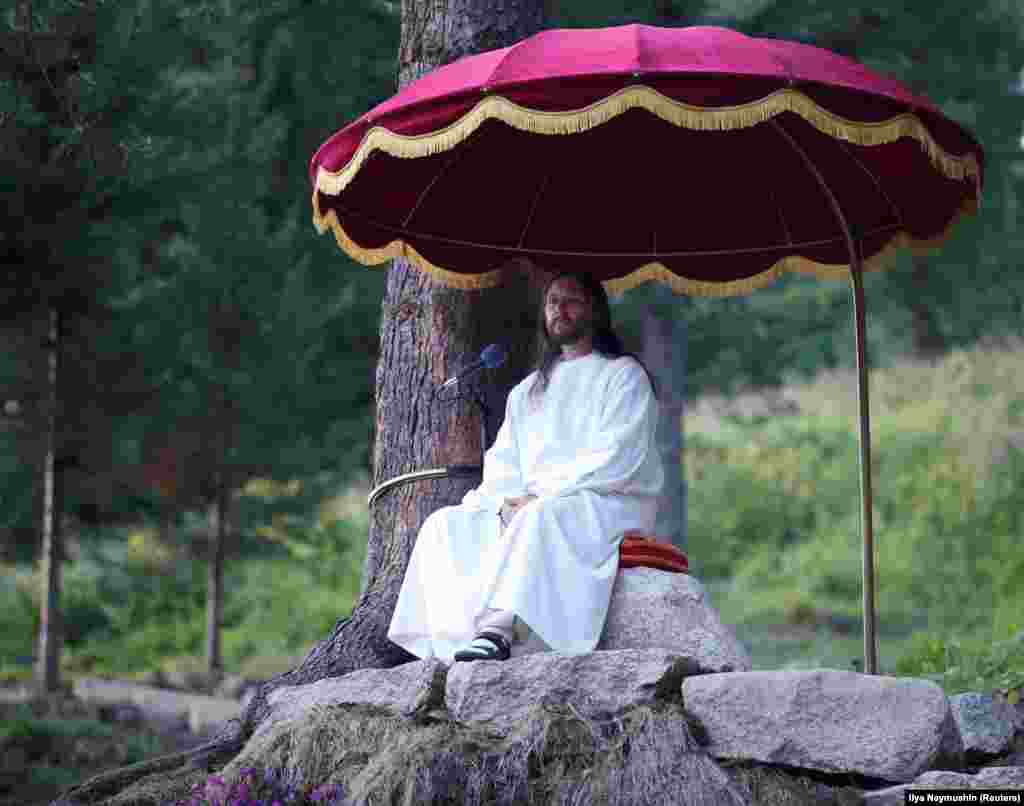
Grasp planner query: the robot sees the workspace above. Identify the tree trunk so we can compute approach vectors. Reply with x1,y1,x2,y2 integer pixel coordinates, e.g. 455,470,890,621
642,1,693,553
641,294,687,551
907,257,946,359
206,472,227,680
191,0,547,768
35,307,63,694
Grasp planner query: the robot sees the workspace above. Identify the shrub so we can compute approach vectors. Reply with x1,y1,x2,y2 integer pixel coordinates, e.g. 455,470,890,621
689,339,1024,674
895,632,1024,698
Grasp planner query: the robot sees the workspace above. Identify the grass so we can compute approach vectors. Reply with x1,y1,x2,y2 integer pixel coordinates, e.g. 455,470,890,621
0,479,370,686
687,335,1024,693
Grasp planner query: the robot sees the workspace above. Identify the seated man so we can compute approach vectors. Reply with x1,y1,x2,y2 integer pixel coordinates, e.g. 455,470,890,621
387,272,664,662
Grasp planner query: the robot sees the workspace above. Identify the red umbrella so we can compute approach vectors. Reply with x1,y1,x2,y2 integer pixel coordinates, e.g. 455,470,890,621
310,24,984,674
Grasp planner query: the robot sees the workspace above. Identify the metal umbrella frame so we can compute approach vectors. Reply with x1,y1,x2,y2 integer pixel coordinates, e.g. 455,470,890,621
310,25,985,675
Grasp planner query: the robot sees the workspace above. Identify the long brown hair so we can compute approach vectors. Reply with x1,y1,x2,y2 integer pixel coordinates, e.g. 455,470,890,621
529,272,658,399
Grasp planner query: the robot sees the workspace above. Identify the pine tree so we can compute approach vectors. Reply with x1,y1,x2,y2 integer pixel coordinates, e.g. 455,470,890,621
718,1,1024,369
1,0,144,693
183,0,549,772
3,0,401,689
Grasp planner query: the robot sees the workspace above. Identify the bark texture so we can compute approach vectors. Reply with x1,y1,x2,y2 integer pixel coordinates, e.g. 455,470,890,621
36,307,64,694
186,0,548,771
641,296,688,551
205,483,227,678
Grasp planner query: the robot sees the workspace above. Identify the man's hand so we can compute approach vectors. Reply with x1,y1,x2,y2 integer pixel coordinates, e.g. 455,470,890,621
499,495,537,530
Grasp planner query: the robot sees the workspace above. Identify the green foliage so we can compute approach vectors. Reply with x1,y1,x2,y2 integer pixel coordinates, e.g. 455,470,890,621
0,567,36,664
691,340,1024,684
551,0,711,27
570,0,1024,397
1,713,116,743
219,517,367,662
686,420,859,578
1,0,396,560
895,633,1024,697
105,0,397,508
0,508,367,676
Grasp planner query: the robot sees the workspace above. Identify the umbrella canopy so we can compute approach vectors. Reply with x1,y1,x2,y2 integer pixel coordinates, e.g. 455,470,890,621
311,24,986,675
311,24,983,296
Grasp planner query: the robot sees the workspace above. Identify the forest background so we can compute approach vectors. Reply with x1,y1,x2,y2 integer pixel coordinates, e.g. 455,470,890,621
2,0,1024,746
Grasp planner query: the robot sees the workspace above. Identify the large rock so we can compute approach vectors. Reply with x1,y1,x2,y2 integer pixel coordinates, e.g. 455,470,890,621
905,766,1024,789
601,568,752,669
219,652,750,806
863,766,1024,805
682,670,963,783
447,648,702,734
950,692,1018,757
262,658,446,728
512,568,752,675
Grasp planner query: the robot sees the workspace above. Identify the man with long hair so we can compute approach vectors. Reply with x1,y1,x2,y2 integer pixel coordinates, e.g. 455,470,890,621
388,272,664,662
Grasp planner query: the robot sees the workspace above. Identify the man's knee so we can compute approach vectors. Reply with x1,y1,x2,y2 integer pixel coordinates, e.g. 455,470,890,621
420,504,469,536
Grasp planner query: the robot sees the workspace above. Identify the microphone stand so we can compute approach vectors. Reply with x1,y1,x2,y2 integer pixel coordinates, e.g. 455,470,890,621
469,384,492,467
367,378,490,508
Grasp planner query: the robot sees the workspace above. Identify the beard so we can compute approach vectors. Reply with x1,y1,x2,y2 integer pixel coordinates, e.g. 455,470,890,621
547,317,593,347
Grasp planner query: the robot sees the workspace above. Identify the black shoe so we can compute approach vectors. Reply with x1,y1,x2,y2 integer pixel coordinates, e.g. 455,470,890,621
453,631,512,662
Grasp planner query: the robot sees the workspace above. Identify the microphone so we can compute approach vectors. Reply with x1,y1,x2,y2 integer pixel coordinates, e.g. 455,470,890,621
440,343,507,390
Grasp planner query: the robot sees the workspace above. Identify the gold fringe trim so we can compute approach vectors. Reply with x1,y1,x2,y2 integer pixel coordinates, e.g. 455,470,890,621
313,190,977,297
312,189,504,290
315,85,982,199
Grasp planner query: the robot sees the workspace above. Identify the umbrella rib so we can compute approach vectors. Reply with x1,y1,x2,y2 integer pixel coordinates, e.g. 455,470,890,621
341,205,900,258
766,182,794,248
402,148,469,229
767,117,863,242
517,173,551,249
833,138,905,228
768,116,878,677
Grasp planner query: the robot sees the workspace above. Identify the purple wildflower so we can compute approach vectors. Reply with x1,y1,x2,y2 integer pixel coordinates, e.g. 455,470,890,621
310,783,345,805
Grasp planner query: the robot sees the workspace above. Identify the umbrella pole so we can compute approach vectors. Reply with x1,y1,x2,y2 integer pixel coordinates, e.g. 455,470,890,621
769,120,878,675
850,264,878,675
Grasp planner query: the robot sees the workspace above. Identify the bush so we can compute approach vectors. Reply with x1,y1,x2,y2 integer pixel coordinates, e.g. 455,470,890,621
895,632,1024,698
690,341,1024,675
686,422,858,578
0,566,36,666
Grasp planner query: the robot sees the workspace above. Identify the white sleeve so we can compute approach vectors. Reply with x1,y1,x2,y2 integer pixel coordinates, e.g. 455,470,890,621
531,360,663,499
460,386,528,511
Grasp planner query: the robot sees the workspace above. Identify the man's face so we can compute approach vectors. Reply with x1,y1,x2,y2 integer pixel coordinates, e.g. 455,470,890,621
544,277,594,347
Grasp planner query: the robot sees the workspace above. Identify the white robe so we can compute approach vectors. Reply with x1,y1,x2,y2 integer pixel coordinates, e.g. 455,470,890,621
387,352,664,661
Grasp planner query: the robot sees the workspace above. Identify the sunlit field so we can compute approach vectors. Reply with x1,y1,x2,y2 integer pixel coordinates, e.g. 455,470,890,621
689,335,1024,692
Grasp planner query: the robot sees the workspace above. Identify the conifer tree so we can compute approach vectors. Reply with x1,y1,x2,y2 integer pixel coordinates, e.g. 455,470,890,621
187,0,548,770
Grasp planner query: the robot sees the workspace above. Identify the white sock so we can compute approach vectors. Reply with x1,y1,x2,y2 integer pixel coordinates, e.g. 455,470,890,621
475,608,516,645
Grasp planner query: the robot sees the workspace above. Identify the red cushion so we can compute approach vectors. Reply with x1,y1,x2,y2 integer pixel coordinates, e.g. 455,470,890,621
619,530,689,573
